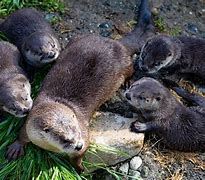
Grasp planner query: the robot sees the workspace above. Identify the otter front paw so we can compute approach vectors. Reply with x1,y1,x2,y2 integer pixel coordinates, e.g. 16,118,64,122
130,121,148,133
6,141,24,160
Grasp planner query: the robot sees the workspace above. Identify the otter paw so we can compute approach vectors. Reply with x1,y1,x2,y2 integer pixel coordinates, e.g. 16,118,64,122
6,141,24,161
130,121,147,132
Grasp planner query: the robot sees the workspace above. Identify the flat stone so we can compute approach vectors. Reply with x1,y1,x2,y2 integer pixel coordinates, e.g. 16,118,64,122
119,162,129,175
85,112,144,172
130,156,143,170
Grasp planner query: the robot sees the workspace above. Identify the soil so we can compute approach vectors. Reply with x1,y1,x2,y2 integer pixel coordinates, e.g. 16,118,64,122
52,0,205,179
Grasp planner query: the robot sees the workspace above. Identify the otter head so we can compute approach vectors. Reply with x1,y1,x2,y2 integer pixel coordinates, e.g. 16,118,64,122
124,77,171,111
26,102,85,155
22,32,61,67
0,75,33,117
139,35,181,74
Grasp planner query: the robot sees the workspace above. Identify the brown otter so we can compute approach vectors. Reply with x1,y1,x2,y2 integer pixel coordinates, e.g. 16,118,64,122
0,41,33,117
138,35,205,82
6,35,133,173
6,0,155,173
124,77,205,152
0,8,60,68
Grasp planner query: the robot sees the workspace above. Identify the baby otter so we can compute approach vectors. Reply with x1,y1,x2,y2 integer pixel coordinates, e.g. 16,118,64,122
6,0,154,173
139,35,205,82
0,41,33,117
125,77,205,152
0,8,60,68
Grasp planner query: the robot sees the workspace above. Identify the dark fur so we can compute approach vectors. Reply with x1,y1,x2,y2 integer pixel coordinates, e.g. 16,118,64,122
139,34,205,83
119,0,156,55
125,77,205,152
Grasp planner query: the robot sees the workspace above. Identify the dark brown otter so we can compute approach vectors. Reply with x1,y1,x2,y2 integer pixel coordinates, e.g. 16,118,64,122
0,41,33,117
5,0,155,173
138,35,205,83
0,8,60,69
124,77,205,152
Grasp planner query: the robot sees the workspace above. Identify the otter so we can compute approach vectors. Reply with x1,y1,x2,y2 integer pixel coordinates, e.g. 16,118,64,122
124,77,205,152
138,35,205,82
0,41,33,117
0,8,60,69
6,0,154,173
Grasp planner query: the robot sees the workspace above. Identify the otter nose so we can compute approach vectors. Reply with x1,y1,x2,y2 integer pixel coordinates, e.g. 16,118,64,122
22,108,29,115
75,142,83,151
141,65,148,72
48,51,56,59
125,93,131,101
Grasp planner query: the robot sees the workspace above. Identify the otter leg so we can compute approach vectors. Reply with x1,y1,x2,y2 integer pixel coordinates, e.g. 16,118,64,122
130,121,159,133
173,87,205,107
6,124,30,160
69,155,84,174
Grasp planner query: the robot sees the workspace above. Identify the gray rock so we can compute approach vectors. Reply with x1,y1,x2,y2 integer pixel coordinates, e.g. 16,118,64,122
128,169,143,180
85,112,144,173
119,162,129,175
130,156,143,170
140,165,149,178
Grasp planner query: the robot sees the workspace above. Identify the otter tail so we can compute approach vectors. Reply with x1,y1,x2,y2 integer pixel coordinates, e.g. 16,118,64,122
120,0,156,56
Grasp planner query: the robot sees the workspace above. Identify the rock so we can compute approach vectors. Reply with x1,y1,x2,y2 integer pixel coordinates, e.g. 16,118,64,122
130,156,143,170
186,23,199,34
119,162,129,175
140,165,149,178
85,112,144,172
128,169,143,180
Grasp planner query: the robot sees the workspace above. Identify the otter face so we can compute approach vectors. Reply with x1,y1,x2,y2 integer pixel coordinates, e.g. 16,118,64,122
124,77,167,111
22,32,60,67
26,103,84,155
139,36,176,74
0,76,33,117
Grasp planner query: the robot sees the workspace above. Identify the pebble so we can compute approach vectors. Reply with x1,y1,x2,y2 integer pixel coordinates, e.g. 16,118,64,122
128,170,143,180
130,156,143,171
98,22,112,37
140,165,149,178
119,162,129,175
186,23,199,34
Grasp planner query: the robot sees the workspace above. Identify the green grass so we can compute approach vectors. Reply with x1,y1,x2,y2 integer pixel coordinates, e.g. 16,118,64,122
0,0,65,17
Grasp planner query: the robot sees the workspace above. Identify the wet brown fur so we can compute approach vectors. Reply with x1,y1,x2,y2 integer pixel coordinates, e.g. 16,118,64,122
0,41,32,117
7,35,133,173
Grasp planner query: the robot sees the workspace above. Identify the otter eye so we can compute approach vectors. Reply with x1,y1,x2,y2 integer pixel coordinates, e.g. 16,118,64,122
154,62,161,67
63,139,72,144
156,97,161,101
43,128,50,133
168,52,172,57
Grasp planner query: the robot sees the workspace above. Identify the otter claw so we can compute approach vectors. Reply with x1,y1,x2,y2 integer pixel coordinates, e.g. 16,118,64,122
6,141,24,161
130,121,147,132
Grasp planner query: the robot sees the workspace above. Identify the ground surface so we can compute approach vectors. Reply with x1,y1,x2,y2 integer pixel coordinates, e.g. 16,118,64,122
53,0,205,179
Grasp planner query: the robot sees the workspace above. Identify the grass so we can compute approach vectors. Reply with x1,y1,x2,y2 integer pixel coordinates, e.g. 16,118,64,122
0,0,65,17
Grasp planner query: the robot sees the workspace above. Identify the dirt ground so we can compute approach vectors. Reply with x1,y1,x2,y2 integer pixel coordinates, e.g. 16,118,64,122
52,0,205,179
